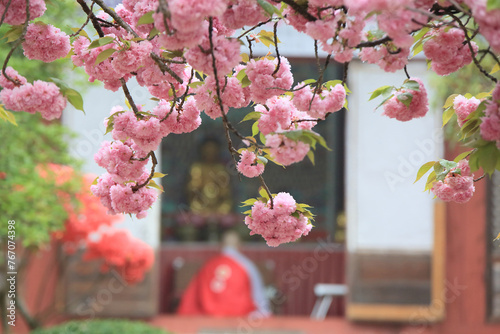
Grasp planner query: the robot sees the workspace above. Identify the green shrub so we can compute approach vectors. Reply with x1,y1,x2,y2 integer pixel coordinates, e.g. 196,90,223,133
30,319,172,334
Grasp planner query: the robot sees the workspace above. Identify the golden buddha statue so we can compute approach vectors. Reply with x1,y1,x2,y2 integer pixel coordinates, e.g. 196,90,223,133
186,139,232,241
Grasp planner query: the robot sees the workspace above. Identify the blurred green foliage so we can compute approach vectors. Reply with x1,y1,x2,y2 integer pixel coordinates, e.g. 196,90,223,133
30,319,173,334
0,112,82,248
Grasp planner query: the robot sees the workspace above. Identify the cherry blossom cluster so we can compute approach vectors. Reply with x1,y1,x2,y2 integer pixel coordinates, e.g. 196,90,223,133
382,78,429,122
236,150,265,178
0,67,67,120
432,160,475,203
293,82,346,119
480,83,500,148
22,22,71,63
453,95,481,127
0,0,46,25
244,192,312,247
423,28,478,76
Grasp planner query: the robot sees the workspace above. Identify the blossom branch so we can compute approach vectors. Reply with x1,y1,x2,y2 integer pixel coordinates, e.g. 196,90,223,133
279,0,317,22
448,11,498,83
71,1,95,37
259,175,274,209
93,0,139,38
272,21,281,75
150,52,184,84
120,78,140,115
237,18,273,39
76,0,104,37
132,151,157,192
0,0,13,27
474,174,486,182
2,0,30,86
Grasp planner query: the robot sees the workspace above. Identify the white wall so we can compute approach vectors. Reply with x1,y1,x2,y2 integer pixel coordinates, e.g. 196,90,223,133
346,60,442,252
62,79,161,249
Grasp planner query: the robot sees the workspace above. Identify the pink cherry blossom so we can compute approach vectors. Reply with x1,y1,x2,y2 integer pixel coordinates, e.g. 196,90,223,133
423,28,478,76
453,95,481,127
265,134,310,166
22,23,71,63
0,0,46,25
245,57,294,104
432,160,475,203
237,150,265,178
244,193,312,247
382,78,429,122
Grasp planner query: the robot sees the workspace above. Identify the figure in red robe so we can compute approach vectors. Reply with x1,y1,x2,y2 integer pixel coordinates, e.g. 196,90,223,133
177,231,271,317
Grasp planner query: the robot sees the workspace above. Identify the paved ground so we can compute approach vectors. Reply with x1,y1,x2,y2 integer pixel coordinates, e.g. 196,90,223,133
149,316,410,334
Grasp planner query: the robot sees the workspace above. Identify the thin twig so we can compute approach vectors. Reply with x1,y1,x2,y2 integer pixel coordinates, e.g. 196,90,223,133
404,65,410,79
71,1,95,37
237,18,274,39
1,0,30,86
150,52,184,84
272,21,281,76
448,12,498,83
132,152,157,192
76,0,104,37
0,0,13,27
93,0,139,38
474,174,486,182
120,78,140,115
259,175,274,209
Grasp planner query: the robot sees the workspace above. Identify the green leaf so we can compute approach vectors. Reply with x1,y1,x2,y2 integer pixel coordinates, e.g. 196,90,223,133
434,159,457,181
307,150,315,165
48,78,85,113
0,105,17,126
443,94,459,109
70,27,90,40
474,143,499,175
258,186,270,200
475,91,492,99
369,85,393,101
414,161,436,183
240,111,261,123
424,171,437,192
256,0,279,16
257,29,280,47
147,179,164,192
188,81,204,89
257,156,268,165
137,10,154,25
306,131,331,151
491,63,500,75
88,36,115,49
397,92,413,108
487,0,500,11
153,172,167,178
252,121,259,137
65,89,85,113
283,129,304,141
442,106,455,127
91,177,99,186
95,48,116,65
402,80,420,91
2,25,23,43
241,198,258,207
241,53,250,63
453,150,473,162
324,80,343,89
236,69,251,88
